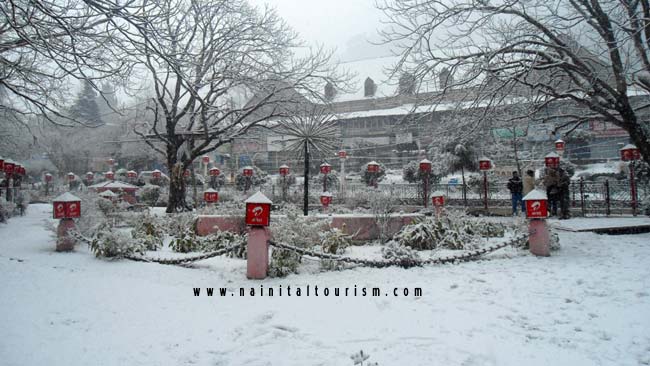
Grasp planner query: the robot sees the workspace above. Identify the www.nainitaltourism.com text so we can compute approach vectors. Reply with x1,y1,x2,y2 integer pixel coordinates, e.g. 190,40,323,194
193,285,422,297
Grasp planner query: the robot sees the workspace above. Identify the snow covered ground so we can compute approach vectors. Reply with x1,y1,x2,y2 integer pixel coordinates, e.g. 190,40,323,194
1,204,650,366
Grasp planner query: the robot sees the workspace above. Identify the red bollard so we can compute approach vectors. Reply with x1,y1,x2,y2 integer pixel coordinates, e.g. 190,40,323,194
523,189,550,257
244,192,272,279
56,218,77,252
53,192,81,252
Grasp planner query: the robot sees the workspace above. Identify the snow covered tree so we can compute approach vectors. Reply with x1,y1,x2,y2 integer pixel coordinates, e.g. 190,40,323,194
378,0,650,165
70,81,102,126
129,0,345,213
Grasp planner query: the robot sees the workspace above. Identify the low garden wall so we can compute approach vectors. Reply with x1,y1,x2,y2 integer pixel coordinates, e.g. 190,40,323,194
195,213,424,241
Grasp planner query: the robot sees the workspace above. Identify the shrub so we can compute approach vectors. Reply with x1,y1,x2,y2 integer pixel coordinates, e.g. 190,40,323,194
88,223,147,258
394,213,506,251
235,166,268,191
381,242,422,268
137,184,161,206
131,213,165,251
319,227,352,271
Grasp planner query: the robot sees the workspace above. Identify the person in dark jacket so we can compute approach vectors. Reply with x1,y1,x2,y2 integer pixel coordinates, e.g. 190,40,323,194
557,168,571,219
544,168,560,216
507,171,524,215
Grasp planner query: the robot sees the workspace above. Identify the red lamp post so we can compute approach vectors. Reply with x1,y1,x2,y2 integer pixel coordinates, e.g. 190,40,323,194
208,167,221,189
320,191,332,212
3,160,15,201
202,155,210,164
105,171,115,181
209,167,221,177
478,157,492,210
367,161,380,188
620,144,641,216
431,190,445,218
152,169,162,179
127,170,137,180
545,152,560,169
44,173,52,195
0,157,4,172
320,162,331,192
279,165,289,202
183,169,191,178
242,166,254,192
419,158,432,208
86,172,94,184
337,150,347,193
107,158,114,169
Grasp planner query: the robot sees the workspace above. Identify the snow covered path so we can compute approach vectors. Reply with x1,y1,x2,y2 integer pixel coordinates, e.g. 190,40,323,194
1,204,650,366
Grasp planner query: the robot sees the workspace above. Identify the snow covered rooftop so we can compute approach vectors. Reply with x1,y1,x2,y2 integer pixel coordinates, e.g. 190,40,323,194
89,181,139,190
244,191,272,204
523,189,548,201
53,192,81,202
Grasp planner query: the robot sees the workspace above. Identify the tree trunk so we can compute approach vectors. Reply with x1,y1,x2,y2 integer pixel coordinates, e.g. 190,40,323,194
627,122,650,166
303,143,309,216
167,162,189,213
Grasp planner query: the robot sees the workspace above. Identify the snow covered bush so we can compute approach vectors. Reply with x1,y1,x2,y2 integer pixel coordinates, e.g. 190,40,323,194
169,226,201,253
319,227,352,271
370,191,397,243
381,242,421,268
311,172,339,190
268,209,327,277
0,197,15,223
88,222,147,258
394,213,505,251
137,184,161,206
131,213,165,251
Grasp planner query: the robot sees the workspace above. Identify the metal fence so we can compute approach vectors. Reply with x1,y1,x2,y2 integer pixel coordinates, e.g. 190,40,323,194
265,179,648,216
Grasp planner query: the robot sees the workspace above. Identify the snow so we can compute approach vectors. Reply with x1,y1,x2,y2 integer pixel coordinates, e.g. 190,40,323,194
88,181,139,189
244,191,273,204
2,204,650,365
52,192,81,202
523,189,548,201
550,216,650,231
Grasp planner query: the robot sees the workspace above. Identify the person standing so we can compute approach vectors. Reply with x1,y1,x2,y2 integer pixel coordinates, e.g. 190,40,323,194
558,168,571,219
523,169,535,196
544,168,560,216
507,171,524,215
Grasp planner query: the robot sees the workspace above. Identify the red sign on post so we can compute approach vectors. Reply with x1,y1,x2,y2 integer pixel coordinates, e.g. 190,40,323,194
243,167,254,177
204,190,219,203
279,165,289,176
45,173,53,182
478,158,492,171
320,163,331,175
320,193,332,206
127,170,137,179
152,170,162,179
53,193,81,219
245,192,272,227
367,162,379,173
338,150,347,159
246,203,271,226
545,152,560,168
202,155,210,164
105,171,115,180
432,195,445,206
4,161,15,175
209,167,221,177
620,144,641,161
419,159,432,172
523,190,548,219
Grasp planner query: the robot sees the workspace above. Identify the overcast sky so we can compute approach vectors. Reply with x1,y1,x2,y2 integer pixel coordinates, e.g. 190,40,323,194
251,0,392,61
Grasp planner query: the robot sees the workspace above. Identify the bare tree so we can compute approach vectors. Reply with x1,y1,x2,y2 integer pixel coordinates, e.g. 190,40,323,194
126,0,345,212
378,0,650,165
0,0,137,127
